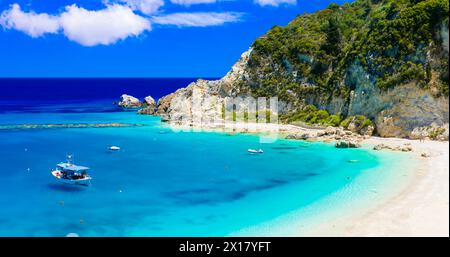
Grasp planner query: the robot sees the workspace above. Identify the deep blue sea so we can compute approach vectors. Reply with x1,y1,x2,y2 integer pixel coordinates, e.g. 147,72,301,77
0,78,210,114
0,79,414,236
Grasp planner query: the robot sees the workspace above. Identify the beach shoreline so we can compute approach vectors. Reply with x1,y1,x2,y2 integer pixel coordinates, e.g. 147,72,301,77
164,121,449,236
342,138,449,236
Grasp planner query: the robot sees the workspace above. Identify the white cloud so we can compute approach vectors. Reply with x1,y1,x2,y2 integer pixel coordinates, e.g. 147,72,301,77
254,0,296,7
59,4,151,46
118,0,164,14
0,2,245,46
0,4,59,37
152,12,242,27
0,3,150,46
170,0,217,6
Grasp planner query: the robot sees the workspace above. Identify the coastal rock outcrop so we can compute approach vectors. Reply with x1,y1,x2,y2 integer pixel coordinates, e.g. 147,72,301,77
373,143,413,152
284,125,364,144
138,96,157,115
410,123,449,141
144,96,156,107
285,133,312,140
373,85,449,139
421,152,431,158
119,94,143,108
0,123,141,130
345,117,375,136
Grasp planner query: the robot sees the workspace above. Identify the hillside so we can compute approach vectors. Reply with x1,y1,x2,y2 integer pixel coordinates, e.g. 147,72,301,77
156,0,449,139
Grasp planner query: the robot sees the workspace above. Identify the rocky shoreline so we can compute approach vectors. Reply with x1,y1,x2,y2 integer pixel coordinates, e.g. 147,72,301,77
115,91,448,152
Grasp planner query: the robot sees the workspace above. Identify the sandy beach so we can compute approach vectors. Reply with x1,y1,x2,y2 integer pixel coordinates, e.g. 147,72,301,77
167,121,449,236
343,138,449,236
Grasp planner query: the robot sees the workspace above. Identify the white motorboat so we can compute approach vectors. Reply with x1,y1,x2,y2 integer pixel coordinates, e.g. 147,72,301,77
51,155,92,186
248,149,264,154
109,146,121,151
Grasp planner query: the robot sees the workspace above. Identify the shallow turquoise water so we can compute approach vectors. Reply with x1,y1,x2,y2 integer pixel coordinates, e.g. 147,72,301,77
0,110,407,236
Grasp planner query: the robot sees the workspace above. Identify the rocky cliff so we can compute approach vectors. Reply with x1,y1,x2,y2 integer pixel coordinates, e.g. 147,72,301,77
156,0,449,140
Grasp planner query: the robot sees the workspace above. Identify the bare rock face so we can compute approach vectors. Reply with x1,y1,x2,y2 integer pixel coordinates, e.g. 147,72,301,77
320,62,448,139
144,96,156,107
137,107,155,115
373,83,449,138
345,117,375,136
138,96,157,115
156,92,176,115
118,94,143,108
360,125,375,137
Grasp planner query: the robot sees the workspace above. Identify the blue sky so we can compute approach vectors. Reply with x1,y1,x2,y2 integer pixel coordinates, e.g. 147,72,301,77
0,0,350,78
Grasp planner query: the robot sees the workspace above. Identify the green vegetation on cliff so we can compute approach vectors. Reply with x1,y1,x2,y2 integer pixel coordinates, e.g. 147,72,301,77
281,105,343,126
281,104,373,130
240,0,449,124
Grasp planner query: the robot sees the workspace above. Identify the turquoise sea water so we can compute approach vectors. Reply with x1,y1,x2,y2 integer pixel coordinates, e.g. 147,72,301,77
0,103,413,236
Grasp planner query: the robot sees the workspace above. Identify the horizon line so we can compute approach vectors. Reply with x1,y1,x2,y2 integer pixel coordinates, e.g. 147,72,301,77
0,77,221,79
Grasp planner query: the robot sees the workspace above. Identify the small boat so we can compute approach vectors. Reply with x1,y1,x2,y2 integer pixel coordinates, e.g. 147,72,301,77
109,146,121,151
51,155,92,186
248,149,264,154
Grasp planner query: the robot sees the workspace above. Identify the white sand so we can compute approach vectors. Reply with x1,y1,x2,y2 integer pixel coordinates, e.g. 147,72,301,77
341,138,449,236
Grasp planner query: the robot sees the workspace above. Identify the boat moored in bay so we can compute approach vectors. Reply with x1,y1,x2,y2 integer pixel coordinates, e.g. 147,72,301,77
51,155,92,186
248,149,264,154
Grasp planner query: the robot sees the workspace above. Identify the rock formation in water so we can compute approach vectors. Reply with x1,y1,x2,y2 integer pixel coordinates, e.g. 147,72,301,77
156,0,449,140
138,96,157,115
118,94,143,108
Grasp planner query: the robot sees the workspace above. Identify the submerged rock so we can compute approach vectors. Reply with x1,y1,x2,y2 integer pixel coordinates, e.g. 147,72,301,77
0,123,141,130
335,140,361,148
285,133,313,140
118,94,143,108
